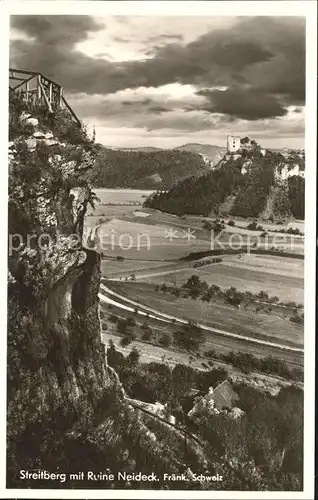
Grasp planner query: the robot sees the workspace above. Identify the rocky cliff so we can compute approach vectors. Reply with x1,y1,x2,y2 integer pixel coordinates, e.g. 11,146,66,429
7,94,210,489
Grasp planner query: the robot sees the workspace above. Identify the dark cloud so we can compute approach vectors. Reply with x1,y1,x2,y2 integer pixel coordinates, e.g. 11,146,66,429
197,88,287,120
68,94,172,122
146,33,184,44
149,106,170,114
139,113,218,133
140,99,153,105
10,15,305,123
122,98,153,106
11,15,104,46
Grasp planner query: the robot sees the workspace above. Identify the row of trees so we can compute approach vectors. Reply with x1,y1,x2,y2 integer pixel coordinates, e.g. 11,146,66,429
175,274,302,310
213,351,303,381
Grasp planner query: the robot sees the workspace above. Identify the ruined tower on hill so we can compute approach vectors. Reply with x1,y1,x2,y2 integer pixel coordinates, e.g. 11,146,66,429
227,134,241,153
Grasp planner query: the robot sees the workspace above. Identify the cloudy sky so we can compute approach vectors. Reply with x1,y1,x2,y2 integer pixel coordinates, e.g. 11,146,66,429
10,15,305,149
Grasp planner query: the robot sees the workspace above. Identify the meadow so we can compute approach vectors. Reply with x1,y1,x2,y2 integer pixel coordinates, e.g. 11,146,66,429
93,218,212,260
107,281,304,347
100,259,170,277
93,188,154,204
138,254,304,304
85,190,304,264
85,188,155,233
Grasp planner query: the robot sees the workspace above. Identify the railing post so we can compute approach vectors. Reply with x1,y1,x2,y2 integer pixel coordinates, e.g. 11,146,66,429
59,86,63,107
38,78,53,113
37,74,41,102
49,82,52,104
26,80,29,101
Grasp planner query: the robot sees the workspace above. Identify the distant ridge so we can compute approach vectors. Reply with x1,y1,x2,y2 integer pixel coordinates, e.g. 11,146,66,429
111,146,164,152
174,143,227,166
105,143,227,168
175,142,225,155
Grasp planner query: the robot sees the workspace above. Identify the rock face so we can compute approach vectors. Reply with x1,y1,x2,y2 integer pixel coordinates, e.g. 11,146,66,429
7,96,209,489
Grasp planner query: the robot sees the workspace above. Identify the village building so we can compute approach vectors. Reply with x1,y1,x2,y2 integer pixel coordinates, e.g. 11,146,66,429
187,380,243,422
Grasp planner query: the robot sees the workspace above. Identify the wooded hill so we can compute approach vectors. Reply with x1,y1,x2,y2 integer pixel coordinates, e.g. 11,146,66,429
144,151,305,220
93,147,209,189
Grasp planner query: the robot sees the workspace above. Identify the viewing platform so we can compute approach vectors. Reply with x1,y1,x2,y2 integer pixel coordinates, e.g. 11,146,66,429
9,68,80,125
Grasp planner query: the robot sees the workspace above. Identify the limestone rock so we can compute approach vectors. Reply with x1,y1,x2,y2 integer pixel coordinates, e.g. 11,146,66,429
43,138,58,146
33,130,47,138
25,117,39,128
228,407,245,419
26,137,37,151
19,111,31,122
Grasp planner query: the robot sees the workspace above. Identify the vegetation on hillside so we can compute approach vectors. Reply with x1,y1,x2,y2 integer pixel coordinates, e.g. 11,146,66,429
93,147,209,189
9,91,94,147
107,342,303,491
145,161,243,216
230,158,274,218
288,176,305,220
145,151,305,220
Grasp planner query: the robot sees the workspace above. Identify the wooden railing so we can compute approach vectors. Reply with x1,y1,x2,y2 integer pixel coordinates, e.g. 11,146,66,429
9,68,81,125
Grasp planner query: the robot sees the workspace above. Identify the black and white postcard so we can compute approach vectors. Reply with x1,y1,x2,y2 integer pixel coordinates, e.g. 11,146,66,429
1,1,316,498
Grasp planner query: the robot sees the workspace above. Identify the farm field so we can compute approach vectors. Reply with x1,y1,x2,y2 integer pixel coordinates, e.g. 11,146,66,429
93,218,212,260
138,254,304,304
102,331,202,369
87,216,303,261
116,211,304,256
85,188,155,234
98,243,211,261
85,190,304,262
126,209,305,239
215,216,304,234
106,281,304,347
100,259,172,277
93,188,154,204
88,189,304,355
86,205,139,218
101,255,237,280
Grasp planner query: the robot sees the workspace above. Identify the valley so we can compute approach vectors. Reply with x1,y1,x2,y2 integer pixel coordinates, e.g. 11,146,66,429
85,186,304,382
